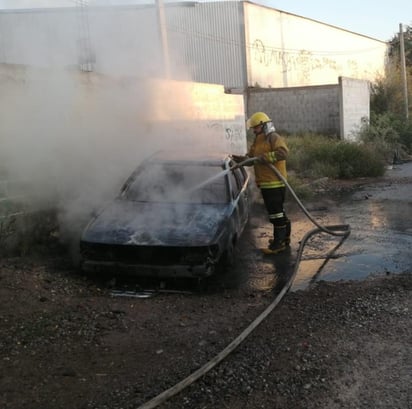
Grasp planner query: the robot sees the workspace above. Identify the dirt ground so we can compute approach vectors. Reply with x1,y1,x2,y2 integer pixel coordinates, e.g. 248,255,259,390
0,173,411,409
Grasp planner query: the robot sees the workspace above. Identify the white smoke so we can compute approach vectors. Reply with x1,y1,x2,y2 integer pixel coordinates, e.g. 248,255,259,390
0,5,181,255
0,3,245,260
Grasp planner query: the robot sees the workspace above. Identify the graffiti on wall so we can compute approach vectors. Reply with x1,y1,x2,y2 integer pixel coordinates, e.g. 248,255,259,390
224,123,245,152
252,39,360,83
206,121,246,153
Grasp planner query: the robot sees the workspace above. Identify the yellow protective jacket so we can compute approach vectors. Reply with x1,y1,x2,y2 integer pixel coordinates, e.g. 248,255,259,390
248,132,289,189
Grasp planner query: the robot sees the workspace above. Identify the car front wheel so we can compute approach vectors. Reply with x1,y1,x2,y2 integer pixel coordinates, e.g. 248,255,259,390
217,238,236,273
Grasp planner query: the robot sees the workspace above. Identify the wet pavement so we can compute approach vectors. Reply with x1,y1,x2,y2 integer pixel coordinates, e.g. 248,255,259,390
228,161,412,293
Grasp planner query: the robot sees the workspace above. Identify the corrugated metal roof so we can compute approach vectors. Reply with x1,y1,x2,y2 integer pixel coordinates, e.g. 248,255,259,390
166,1,247,89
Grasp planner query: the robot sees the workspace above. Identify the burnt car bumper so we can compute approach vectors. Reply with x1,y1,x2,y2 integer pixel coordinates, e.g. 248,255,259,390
80,240,222,278
81,260,215,278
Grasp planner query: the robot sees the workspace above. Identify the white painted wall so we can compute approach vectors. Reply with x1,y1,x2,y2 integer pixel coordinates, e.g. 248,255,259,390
339,77,370,140
0,64,246,183
244,3,388,88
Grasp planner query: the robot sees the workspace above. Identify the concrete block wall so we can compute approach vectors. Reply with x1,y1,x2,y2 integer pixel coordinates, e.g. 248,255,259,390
247,84,340,136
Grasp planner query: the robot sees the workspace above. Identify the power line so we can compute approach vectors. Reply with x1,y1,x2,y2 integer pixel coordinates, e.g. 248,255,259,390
166,23,387,56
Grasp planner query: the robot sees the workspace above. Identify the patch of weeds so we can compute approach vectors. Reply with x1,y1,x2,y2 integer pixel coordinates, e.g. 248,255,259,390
287,134,386,179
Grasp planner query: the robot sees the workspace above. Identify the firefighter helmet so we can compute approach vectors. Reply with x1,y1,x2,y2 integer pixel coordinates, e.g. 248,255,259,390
246,112,271,129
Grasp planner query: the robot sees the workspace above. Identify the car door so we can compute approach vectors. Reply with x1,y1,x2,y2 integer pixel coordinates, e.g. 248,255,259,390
233,167,249,229
228,164,249,233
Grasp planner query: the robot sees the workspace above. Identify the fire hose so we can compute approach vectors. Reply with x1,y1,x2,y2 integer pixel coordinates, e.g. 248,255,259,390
135,156,351,409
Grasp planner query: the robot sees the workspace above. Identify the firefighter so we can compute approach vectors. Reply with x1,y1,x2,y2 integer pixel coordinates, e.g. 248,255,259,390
233,112,291,254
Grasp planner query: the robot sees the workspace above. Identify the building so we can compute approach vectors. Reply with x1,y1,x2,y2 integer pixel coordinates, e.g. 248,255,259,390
0,1,388,87
0,1,389,137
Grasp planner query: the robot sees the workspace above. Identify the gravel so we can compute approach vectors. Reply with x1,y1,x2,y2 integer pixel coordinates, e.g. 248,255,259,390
0,255,410,409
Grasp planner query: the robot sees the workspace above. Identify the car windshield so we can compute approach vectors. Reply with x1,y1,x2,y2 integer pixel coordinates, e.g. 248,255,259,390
123,163,230,204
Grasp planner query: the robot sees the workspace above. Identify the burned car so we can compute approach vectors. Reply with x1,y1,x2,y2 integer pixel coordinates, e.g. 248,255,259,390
80,151,252,278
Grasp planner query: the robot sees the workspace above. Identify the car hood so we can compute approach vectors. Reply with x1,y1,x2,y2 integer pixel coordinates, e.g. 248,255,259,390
81,200,231,246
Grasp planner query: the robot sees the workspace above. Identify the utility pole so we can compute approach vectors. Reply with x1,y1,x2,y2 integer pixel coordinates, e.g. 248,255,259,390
399,23,409,119
156,0,171,78
75,0,94,72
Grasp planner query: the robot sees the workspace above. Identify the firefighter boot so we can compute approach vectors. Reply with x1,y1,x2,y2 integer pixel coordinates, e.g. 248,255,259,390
262,225,287,255
285,219,291,246
269,220,291,247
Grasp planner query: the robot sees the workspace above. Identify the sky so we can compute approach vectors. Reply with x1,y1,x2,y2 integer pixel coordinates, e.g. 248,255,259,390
263,0,412,41
0,0,410,41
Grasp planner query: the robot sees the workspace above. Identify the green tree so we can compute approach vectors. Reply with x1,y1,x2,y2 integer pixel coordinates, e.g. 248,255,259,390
366,24,412,155
371,24,412,117
388,24,412,68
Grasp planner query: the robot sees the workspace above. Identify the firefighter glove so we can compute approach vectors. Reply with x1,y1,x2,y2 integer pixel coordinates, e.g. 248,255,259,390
258,152,277,163
232,154,247,163
265,151,277,163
